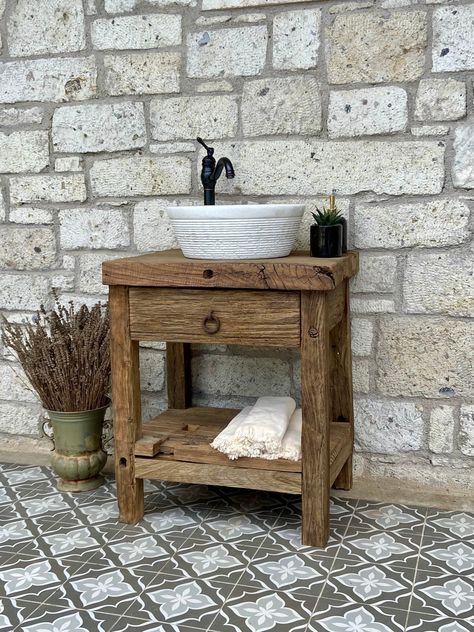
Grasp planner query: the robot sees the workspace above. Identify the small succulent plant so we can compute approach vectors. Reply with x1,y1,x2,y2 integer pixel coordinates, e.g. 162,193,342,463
311,207,344,226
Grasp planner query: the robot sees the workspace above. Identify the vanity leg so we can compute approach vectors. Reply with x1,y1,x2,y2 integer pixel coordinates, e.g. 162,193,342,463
332,281,354,491
109,286,144,524
166,342,192,409
301,291,331,547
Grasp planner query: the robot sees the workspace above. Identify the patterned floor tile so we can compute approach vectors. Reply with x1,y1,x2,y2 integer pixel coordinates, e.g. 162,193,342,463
90,529,183,573
351,501,427,534
424,510,474,541
405,612,473,631
321,559,415,611
0,554,85,604
0,465,50,489
418,535,474,576
16,604,120,632
44,563,158,617
190,508,278,548
123,575,234,629
337,527,421,569
212,583,315,631
161,537,256,584
278,496,357,530
308,599,407,631
235,544,332,597
0,598,43,630
16,522,128,567
262,516,345,556
111,618,206,632
13,492,79,524
411,570,474,619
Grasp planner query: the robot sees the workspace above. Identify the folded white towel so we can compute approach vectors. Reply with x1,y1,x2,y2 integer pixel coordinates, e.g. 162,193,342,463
211,397,301,461
267,408,302,461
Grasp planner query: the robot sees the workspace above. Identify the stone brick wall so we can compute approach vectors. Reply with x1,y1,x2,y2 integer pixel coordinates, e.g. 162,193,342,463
0,0,472,489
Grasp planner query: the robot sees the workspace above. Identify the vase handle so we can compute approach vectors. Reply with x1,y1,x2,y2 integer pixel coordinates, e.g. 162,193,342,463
102,419,114,452
41,416,55,451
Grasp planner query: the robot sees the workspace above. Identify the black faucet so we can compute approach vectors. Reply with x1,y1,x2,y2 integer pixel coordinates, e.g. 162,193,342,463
197,137,235,205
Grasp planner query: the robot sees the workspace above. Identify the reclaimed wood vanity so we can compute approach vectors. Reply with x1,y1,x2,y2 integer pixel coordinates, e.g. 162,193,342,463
103,249,359,547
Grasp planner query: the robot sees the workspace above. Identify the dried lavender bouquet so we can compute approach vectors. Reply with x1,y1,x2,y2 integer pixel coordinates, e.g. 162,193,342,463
2,295,110,413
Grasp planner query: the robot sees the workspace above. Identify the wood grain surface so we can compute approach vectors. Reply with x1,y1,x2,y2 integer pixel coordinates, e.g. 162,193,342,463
103,249,359,291
130,288,300,346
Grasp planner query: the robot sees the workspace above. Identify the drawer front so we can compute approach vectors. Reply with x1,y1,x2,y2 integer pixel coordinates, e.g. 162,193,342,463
129,288,300,347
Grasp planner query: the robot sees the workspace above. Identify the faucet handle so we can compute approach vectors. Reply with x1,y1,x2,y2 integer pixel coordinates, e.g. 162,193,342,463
197,137,214,157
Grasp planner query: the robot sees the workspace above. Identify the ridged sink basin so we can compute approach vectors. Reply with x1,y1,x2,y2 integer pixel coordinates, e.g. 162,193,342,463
166,204,305,260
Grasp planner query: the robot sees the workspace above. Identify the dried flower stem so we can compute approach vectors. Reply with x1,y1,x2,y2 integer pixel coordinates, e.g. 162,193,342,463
1,293,110,412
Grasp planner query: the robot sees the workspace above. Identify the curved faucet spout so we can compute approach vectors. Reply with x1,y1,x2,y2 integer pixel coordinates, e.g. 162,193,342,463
214,157,235,182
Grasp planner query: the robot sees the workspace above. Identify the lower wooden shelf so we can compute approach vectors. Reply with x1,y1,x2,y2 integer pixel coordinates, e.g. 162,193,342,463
134,406,351,494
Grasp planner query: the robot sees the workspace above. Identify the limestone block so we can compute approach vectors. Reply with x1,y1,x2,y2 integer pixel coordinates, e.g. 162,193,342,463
53,102,146,153
459,406,474,456
351,298,395,314
355,398,424,453
91,14,181,50
242,77,321,136
103,52,180,96
0,274,49,310
133,199,181,251
353,358,370,393
273,9,320,70
0,107,43,126
9,208,54,225
193,355,291,398
210,140,444,196
187,26,267,78
328,86,407,138
0,131,49,173
55,157,83,172
429,406,454,453
329,1,374,12
7,0,85,57
414,78,466,121
404,247,474,317
90,156,191,197
351,318,374,357
327,10,427,84
0,57,97,104
203,0,309,7
411,125,449,137
376,317,474,398
0,402,42,435
196,80,233,93
140,349,165,392
150,142,195,154
106,0,195,10
10,175,86,204
452,122,474,189
0,364,37,403
351,254,397,293
150,95,237,141
59,208,130,250
432,5,474,72
79,252,124,294
354,199,470,249
0,227,56,270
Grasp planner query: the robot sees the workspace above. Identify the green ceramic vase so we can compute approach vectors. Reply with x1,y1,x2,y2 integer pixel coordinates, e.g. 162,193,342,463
45,404,109,492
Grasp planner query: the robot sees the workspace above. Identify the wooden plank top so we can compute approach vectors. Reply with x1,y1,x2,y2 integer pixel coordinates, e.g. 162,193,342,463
103,249,358,291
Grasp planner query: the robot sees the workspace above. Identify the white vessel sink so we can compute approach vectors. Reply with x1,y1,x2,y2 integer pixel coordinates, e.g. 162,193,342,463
166,204,305,260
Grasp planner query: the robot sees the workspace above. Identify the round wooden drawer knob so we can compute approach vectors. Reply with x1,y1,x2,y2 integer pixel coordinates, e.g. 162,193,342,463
202,311,220,334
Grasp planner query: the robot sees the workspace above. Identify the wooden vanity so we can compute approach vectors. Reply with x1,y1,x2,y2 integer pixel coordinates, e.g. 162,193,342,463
103,249,358,547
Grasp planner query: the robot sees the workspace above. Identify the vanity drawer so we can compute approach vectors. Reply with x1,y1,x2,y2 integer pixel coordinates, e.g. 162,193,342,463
129,288,300,347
